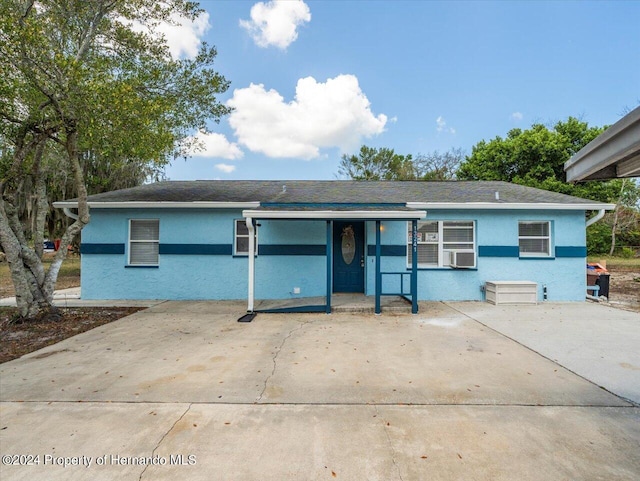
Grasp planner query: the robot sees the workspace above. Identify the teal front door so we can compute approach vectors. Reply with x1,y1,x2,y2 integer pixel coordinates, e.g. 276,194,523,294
333,221,365,293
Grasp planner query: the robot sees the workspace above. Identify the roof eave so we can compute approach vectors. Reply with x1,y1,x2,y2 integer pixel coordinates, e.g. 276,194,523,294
564,106,640,181
52,201,261,209
53,200,616,212
406,202,616,210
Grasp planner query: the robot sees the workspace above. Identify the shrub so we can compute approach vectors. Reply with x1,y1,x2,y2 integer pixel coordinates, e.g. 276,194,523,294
587,222,611,255
619,247,635,258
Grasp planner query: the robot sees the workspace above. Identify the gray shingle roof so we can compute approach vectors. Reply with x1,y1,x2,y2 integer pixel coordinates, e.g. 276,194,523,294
73,180,607,206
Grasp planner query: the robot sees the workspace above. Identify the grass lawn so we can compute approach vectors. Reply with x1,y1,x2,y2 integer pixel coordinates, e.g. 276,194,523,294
587,255,640,270
0,254,81,299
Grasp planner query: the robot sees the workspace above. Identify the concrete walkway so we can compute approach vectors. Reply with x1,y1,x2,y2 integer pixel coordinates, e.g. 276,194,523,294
448,302,640,405
0,287,163,308
1,301,639,480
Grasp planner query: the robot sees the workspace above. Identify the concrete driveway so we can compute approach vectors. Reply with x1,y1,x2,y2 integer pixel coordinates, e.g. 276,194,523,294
1,301,639,480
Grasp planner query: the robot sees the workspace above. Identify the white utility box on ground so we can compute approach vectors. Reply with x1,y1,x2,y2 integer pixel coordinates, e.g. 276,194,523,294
485,281,537,305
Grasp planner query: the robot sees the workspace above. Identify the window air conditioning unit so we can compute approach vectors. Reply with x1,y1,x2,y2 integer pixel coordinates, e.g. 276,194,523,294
449,251,475,268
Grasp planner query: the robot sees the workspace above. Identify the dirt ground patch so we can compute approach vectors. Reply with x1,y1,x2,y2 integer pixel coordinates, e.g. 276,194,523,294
607,266,640,312
0,307,143,363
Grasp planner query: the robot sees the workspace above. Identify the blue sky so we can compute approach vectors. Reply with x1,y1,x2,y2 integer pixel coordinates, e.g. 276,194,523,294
163,0,640,181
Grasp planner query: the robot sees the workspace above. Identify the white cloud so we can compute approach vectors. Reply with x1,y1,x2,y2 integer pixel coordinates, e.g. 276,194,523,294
511,111,524,121
436,116,456,134
215,163,236,173
227,74,388,159
160,12,210,59
240,0,311,49
189,131,244,160
121,12,210,59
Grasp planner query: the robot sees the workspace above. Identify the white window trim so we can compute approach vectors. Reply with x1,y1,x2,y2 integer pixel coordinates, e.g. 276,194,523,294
408,220,476,268
234,219,258,256
128,219,159,266
518,221,552,257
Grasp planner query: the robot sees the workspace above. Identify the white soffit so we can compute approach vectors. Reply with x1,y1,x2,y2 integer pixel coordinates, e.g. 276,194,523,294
242,210,427,219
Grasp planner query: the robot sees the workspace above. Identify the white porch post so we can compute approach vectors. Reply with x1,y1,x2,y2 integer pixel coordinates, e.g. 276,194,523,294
246,217,255,312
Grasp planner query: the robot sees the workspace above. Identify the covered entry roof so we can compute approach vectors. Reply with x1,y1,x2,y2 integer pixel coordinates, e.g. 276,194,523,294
242,207,426,220
565,106,640,181
54,180,613,210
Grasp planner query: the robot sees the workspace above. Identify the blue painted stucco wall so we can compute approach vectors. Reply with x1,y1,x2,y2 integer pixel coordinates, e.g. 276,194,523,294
361,210,587,302
80,210,328,300
80,208,588,302
254,220,327,299
81,209,247,299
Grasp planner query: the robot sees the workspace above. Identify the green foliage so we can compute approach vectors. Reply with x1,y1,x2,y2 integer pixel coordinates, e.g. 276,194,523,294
338,146,415,180
619,247,635,259
0,0,232,316
458,120,640,256
0,0,231,183
619,226,640,247
457,118,620,203
586,222,612,255
1,0,231,238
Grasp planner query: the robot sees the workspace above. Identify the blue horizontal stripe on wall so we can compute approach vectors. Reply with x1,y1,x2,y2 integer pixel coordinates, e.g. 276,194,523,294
367,245,407,256
478,246,520,257
261,202,406,209
159,244,232,255
555,246,587,257
81,243,125,254
259,244,327,256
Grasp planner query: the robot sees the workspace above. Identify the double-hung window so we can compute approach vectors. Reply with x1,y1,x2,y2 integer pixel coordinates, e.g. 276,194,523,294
409,221,439,266
518,221,551,257
408,221,475,268
129,219,159,266
234,219,257,256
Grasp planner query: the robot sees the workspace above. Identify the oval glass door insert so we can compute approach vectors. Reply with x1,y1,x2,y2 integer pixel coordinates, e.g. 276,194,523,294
341,225,356,265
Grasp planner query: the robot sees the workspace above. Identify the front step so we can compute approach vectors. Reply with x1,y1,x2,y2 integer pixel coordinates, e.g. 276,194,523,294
331,295,413,314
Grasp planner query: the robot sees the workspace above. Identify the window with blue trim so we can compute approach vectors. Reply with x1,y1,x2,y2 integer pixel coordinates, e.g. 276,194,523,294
128,219,159,265
408,221,475,268
234,219,257,256
518,221,551,257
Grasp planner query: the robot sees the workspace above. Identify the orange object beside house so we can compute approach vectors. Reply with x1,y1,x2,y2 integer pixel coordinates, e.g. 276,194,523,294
587,262,609,274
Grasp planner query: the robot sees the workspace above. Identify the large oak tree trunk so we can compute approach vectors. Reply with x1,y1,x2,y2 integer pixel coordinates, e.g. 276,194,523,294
0,128,89,320
0,198,49,318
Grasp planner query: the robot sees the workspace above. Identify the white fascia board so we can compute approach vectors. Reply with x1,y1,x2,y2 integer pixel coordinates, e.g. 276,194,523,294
406,202,616,211
564,106,640,181
242,209,427,220
53,201,261,209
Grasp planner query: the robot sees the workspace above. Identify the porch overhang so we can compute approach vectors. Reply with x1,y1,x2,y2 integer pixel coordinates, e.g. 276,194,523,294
241,208,426,220
242,208,426,318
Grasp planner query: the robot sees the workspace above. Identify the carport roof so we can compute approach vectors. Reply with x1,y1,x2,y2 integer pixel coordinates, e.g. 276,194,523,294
565,106,640,181
54,180,613,210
